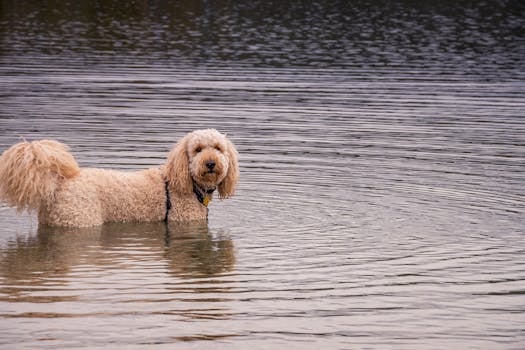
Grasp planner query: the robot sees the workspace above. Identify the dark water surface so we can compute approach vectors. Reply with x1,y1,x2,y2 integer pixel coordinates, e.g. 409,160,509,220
1,1,524,349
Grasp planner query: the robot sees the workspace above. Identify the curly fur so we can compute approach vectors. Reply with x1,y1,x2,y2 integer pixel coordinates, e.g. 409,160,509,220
0,129,239,227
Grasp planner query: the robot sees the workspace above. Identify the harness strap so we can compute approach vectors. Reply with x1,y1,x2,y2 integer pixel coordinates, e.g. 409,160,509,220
164,181,172,222
164,181,214,223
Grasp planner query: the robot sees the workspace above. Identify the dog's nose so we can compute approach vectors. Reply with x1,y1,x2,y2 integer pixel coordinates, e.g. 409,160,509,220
206,161,216,170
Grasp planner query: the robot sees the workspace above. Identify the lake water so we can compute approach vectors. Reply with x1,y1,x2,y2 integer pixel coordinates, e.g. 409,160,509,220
1,1,524,349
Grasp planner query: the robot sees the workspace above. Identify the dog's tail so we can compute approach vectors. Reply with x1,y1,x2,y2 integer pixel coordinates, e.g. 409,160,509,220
0,140,80,211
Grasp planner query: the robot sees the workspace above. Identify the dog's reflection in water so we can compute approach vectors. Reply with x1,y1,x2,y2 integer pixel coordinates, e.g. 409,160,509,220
0,221,236,295
163,222,235,277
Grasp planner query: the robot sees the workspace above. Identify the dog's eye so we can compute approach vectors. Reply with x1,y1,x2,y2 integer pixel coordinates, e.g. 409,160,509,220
214,145,223,152
195,146,202,153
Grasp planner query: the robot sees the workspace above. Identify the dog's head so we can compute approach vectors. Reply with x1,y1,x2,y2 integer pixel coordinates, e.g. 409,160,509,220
164,129,239,199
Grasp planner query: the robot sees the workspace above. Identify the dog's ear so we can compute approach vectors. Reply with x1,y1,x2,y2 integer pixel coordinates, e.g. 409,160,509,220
165,134,193,194
218,138,239,199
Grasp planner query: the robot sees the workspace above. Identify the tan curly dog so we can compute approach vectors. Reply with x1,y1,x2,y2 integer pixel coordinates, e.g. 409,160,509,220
0,129,239,227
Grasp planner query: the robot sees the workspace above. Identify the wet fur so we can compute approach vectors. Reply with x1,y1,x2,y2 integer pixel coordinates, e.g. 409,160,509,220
0,129,239,227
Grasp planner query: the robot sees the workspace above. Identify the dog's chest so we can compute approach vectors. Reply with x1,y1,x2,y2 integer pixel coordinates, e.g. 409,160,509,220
169,194,208,222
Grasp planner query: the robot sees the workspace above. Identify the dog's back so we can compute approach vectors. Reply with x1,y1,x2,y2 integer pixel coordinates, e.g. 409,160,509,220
0,140,167,226
40,168,166,226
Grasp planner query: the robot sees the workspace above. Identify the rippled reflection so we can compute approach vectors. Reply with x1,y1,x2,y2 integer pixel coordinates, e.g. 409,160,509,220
0,222,235,309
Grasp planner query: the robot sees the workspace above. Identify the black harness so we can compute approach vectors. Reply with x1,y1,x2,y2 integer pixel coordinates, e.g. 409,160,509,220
164,181,172,222
164,181,215,222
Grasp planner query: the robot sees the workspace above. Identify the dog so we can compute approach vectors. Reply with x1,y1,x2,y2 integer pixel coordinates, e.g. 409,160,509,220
0,129,239,227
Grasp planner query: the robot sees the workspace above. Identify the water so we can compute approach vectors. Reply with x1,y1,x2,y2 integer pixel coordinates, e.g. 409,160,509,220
1,1,524,349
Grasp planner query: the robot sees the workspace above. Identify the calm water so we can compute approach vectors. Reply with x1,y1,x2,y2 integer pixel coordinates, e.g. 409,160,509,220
1,1,525,349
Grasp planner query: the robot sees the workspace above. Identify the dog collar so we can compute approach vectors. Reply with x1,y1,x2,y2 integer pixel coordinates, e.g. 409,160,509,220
193,183,215,207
